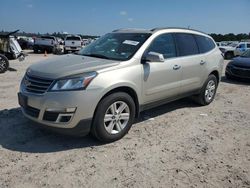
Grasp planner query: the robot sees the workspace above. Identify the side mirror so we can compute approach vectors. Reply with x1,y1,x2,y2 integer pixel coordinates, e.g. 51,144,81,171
142,52,165,63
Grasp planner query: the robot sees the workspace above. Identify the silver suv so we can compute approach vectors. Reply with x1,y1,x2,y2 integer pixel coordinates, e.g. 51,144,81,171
18,28,223,142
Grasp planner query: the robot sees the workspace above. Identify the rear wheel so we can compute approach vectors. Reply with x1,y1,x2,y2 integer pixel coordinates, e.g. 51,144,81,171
193,74,218,106
91,92,135,142
0,54,9,74
33,46,39,53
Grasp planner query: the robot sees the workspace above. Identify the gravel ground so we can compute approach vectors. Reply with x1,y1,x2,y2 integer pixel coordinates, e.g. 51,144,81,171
0,52,249,188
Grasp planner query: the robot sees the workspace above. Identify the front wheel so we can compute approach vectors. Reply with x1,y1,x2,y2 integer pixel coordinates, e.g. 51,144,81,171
0,55,9,74
193,75,218,106
91,92,136,142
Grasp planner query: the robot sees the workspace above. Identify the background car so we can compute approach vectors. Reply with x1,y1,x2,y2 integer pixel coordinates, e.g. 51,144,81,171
226,49,250,80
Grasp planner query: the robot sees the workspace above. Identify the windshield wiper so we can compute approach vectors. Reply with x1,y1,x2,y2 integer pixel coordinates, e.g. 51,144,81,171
82,53,111,59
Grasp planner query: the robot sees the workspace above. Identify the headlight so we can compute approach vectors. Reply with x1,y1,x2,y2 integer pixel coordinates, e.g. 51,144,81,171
50,72,97,91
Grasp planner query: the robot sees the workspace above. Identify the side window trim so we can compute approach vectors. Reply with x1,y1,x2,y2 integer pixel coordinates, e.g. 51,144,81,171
193,34,202,54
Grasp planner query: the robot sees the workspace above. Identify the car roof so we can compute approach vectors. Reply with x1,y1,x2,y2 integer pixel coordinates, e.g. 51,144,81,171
112,27,208,36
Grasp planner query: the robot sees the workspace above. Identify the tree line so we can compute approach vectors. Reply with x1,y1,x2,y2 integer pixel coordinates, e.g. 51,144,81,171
0,30,250,41
210,33,250,42
0,30,99,39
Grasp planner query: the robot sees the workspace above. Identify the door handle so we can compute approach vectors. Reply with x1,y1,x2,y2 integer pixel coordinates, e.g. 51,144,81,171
173,65,181,70
200,60,206,65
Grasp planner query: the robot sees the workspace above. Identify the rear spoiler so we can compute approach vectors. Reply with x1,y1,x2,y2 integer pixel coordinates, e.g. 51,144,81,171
0,30,19,38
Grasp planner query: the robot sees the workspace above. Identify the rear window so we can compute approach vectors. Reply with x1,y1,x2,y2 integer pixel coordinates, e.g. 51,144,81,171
175,33,199,56
194,35,215,53
66,36,81,41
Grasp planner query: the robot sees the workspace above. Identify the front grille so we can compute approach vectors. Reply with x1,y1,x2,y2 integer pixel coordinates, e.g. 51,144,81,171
43,111,59,121
23,105,40,118
24,74,53,94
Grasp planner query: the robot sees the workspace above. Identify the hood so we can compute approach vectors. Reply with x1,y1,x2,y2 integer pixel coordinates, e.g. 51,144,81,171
28,54,120,79
231,56,250,68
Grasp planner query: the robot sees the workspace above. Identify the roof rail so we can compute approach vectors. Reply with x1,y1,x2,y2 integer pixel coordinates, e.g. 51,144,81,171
150,27,208,35
112,28,150,32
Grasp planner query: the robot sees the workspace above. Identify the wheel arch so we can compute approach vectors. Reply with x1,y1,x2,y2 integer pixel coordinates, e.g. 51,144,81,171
209,70,220,83
95,86,140,119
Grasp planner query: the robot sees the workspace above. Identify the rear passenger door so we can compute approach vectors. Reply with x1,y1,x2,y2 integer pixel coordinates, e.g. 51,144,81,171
174,33,206,93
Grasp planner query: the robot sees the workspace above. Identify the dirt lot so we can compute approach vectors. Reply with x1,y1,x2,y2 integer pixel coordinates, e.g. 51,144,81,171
0,52,249,188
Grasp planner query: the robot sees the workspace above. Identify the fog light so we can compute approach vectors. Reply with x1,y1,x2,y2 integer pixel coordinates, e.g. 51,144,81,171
46,107,76,113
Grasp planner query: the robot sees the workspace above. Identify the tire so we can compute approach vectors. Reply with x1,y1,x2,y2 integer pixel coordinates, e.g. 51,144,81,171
225,72,234,80
225,52,234,60
64,49,68,54
0,54,9,74
193,74,218,106
91,92,136,142
33,48,38,53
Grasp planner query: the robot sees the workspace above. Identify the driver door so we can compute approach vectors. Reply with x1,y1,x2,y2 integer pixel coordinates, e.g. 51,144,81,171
142,33,182,104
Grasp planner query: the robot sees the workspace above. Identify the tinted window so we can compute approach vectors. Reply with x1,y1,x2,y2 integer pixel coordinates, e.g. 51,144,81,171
175,33,199,56
147,33,176,59
247,44,250,48
195,35,215,53
238,44,245,48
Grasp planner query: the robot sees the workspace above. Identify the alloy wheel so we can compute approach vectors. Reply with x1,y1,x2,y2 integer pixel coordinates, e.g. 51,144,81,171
104,101,130,134
205,80,216,102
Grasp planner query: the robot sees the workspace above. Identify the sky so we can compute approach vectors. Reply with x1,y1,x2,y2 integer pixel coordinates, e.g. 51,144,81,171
0,0,250,36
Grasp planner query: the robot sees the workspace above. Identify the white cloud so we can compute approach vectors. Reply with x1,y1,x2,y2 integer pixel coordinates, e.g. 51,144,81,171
128,18,134,22
27,4,33,8
120,11,127,16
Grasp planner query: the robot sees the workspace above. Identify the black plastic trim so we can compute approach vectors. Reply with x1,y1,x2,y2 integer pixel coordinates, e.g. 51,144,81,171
33,118,92,136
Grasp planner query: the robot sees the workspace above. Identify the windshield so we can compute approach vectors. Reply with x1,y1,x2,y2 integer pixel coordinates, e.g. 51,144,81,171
78,33,151,61
240,49,250,57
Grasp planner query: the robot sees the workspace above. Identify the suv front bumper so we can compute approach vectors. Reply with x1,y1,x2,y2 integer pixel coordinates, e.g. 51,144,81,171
18,88,100,136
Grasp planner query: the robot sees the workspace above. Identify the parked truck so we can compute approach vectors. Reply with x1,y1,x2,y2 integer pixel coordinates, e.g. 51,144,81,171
220,42,250,59
33,36,60,53
64,35,83,53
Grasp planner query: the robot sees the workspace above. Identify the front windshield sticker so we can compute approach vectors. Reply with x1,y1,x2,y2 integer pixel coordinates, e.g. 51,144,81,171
123,40,140,46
